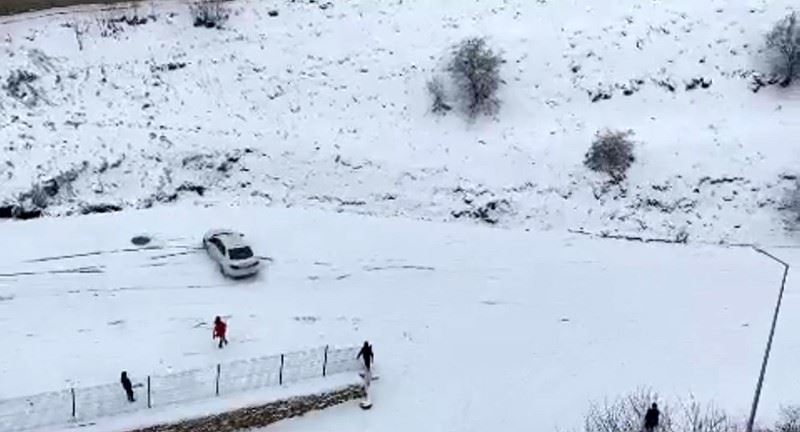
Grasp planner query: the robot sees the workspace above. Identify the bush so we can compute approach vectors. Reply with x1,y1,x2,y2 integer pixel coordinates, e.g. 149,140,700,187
585,389,672,432
777,406,800,432
584,129,636,183
765,11,800,87
3,70,41,107
426,77,452,114
448,37,502,119
678,398,733,432
585,391,737,432
190,0,229,29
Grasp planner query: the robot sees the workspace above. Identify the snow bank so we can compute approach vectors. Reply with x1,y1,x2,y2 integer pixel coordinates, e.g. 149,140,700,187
0,0,798,243
0,205,789,431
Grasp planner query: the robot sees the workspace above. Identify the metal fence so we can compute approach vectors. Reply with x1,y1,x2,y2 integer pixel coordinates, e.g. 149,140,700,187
0,345,362,432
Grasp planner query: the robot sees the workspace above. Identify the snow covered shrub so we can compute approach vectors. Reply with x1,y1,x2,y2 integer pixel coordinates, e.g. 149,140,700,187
584,129,636,184
426,77,452,114
448,37,503,119
776,406,800,432
97,8,154,37
190,0,229,29
781,181,800,230
3,70,41,107
765,11,800,87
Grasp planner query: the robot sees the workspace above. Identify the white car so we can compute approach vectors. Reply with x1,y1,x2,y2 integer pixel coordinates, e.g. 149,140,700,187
202,229,260,278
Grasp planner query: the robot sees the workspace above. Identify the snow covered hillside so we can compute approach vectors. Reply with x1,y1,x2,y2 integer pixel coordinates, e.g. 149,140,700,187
0,205,792,432
0,0,798,244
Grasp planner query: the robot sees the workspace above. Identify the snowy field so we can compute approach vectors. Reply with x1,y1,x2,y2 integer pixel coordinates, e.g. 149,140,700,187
2,0,800,430
0,0,799,243
0,205,791,431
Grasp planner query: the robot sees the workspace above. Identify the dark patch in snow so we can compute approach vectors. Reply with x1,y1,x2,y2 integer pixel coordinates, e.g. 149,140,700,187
653,78,676,92
685,77,712,91
176,183,206,196
589,89,612,103
697,176,745,186
12,207,42,220
0,205,14,219
452,199,511,225
749,73,782,93
151,62,188,73
131,235,152,246
80,203,122,215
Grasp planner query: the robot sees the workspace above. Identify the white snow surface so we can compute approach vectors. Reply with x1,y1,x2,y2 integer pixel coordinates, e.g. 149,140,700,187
2,0,800,431
0,205,796,431
0,0,798,243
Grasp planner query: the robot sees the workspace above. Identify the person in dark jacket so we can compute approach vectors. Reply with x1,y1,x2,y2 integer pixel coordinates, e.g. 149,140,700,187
120,371,135,402
356,341,374,371
644,402,660,431
213,316,228,349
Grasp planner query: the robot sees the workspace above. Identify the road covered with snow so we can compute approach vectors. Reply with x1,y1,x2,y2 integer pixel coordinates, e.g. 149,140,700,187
0,205,789,431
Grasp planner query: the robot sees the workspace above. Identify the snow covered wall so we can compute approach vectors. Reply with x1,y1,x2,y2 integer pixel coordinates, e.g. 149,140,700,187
0,0,798,244
0,344,361,432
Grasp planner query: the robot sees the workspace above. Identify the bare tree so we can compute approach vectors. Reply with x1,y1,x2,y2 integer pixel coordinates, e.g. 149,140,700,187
427,77,451,114
765,11,800,87
65,20,90,51
190,0,229,29
777,406,800,432
585,389,673,432
678,398,734,432
448,37,502,119
584,129,636,184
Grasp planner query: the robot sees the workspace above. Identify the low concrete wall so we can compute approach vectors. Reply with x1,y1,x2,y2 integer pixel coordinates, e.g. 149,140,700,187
128,384,366,432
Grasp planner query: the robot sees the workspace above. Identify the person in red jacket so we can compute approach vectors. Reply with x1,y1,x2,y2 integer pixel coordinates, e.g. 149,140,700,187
213,316,228,348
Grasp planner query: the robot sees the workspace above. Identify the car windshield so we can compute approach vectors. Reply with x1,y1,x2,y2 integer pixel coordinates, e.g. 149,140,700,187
228,246,254,260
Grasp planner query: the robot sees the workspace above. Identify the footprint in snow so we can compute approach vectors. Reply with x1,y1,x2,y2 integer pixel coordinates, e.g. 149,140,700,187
108,320,125,326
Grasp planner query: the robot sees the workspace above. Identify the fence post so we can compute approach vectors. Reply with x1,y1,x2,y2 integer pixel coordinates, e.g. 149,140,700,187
70,388,76,418
215,364,221,396
279,354,284,385
147,376,151,409
323,345,329,377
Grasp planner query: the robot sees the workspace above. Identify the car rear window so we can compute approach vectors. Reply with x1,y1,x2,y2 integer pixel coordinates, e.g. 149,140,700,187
229,246,254,260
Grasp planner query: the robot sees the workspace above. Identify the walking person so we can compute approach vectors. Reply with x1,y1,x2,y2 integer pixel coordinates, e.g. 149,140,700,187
356,341,374,373
213,316,229,349
644,402,660,432
120,371,135,402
